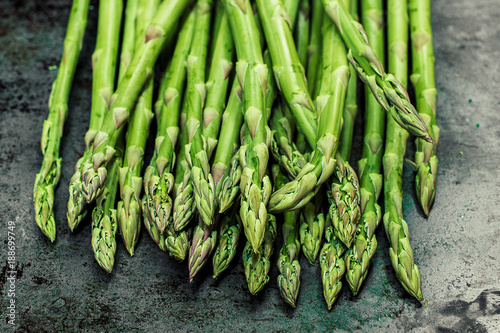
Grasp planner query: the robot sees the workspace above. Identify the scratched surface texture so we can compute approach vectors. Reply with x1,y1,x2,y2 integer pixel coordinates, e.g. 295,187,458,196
1,0,499,332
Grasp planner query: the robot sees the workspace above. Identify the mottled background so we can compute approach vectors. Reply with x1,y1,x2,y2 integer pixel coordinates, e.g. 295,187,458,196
1,0,499,332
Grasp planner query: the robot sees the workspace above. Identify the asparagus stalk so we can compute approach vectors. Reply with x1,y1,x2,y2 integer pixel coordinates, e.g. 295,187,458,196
329,152,361,249
34,0,90,242
320,0,432,142
213,79,244,214
202,7,234,158
143,10,195,235
256,0,317,149
184,0,216,229
338,0,358,162
189,12,238,277
224,0,272,254
270,101,308,179
243,213,277,295
344,0,384,294
91,138,123,273
67,0,122,231
299,193,325,265
165,124,192,261
294,0,310,70
282,0,301,29
269,10,349,213
383,0,423,301
212,205,242,278
409,0,440,215
274,166,301,308
320,213,347,310
80,0,192,203
188,217,217,281
307,0,323,98
117,0,159,256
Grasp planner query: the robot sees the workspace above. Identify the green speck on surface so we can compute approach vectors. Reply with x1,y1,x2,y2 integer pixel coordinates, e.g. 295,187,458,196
476,123,480,128
49,65,58,71
468,98,472,103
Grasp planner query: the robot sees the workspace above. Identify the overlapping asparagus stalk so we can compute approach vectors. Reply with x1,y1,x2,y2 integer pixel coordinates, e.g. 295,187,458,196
79,0,192,203
143,10,196,237
213,79,244,214
299,193,325,266
224,0,272,254
344,0,384,294
294,0,310,70
183,0,215,229
269,7,348,213
274,166,301,308
116,0,159,256
212,205,242,278
320,212,347,310
307,0,324,99
321,0,432,142
91,139,123,273
67,0,122,231
34,0,90,242
243,213,277,295
383,0,423,301
409,0,440,215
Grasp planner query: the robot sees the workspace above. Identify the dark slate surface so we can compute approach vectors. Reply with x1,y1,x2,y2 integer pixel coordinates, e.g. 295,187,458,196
1,0,499,332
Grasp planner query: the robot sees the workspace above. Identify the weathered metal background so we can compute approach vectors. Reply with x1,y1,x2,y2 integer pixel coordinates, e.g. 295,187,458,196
1,0,499,331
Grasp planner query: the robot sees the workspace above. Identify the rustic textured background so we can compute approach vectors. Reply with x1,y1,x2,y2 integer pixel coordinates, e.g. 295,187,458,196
1,0,499,332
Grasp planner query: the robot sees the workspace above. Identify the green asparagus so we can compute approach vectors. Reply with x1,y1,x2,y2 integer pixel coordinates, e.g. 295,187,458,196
344,0,385,294
321,0,432,142
224,0,272,254
34,0,90,241
383,0,423,301
80,0,192,203
117,0,158,256
67,0,122,231
143,10,195,235
212,205,242,278
409,0,440,216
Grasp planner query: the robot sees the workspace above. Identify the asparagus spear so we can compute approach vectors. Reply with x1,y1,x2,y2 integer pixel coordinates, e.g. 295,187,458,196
212,205,242,278
269,10,349,213
320,0,432,142
34,0,90,242
80,0,192,203
224,0,272,254
299,193,325,265
91,138,123,273
274,166,301,308
213,79,244,214
143,11,195,236
67,0,123,231
188,217,217,281
329,152,360,249
256,0,317,149
344,0,384,294
338,0,358,162
383,0,423,301
294,0,310,70
202,7,234,159
320,213,346,310
184,0,216,229
165,122,192,261
282,0,301,30
307,0,323,99
409,0,440,215
188,13,238,277
270,101,308,180
243,213,277,295
117,0,159,256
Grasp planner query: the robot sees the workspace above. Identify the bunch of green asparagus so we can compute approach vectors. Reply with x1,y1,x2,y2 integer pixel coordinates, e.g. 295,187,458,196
34,0,438,309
